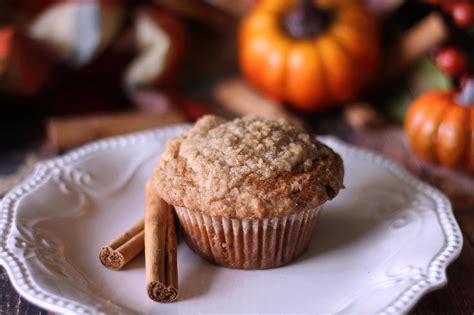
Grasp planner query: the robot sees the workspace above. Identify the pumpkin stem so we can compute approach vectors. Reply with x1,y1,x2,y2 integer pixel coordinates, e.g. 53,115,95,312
455,78,474,107
283,0,331,39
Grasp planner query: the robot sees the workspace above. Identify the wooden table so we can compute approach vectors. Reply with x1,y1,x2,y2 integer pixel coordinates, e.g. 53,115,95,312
0,117,473,314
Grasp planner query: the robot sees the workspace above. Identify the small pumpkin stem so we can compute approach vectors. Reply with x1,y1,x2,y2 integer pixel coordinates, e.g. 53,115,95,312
455,78,474,107
283,0,331,39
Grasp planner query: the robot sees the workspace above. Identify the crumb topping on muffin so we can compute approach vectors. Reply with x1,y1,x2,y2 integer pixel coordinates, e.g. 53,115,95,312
152,115,344,219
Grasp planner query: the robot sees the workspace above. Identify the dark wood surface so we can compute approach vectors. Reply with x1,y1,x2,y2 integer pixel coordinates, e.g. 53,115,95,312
0,267,47,315
0,117,473,314
411,210,474,314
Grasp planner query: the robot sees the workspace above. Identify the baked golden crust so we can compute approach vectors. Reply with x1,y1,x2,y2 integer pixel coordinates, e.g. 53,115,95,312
152,115,344,219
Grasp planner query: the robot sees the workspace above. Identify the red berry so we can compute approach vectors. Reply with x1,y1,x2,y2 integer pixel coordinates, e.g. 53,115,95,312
451,3,474,28
435,47,467,76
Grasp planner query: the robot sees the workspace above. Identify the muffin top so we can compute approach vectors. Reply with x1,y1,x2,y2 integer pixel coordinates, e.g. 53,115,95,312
151,115,344,219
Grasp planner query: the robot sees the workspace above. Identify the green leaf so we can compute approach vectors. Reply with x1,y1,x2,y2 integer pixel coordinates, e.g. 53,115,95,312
410,58,452,94
382,57,452,123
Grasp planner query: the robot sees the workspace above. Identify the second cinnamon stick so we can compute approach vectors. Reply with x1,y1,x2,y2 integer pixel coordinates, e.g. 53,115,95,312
99,219,145,270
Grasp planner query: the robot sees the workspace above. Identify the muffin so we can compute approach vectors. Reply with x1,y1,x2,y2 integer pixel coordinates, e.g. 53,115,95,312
151,115,344,269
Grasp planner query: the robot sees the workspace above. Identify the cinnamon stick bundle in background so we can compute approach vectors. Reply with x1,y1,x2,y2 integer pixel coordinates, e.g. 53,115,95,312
48,109,186,151
384,12,448,79
99,219,145,270
145,181,178,303
214,78,304,127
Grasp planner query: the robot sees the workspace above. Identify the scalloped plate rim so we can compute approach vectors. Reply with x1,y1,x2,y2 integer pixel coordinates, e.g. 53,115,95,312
0,124,463,314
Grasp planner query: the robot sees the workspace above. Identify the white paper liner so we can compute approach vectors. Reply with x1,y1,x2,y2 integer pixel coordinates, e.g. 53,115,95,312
175,206,322,269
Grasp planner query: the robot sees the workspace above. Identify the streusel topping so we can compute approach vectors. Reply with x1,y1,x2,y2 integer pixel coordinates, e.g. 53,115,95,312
152,115,344,219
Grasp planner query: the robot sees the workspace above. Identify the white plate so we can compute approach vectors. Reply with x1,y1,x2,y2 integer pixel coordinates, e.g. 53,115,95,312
0,125,463,314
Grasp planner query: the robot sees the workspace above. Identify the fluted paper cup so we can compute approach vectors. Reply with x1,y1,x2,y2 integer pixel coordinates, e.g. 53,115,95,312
174,206,322,269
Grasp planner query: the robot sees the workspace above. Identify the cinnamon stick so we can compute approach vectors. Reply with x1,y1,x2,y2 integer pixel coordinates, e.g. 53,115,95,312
213,78,304,127
47,109,186,151
145,180,178,303
99,219,145,270
384,12,448,79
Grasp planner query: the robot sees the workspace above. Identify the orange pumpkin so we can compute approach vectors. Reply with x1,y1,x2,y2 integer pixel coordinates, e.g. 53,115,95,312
404,84,474,172
239,0,379,111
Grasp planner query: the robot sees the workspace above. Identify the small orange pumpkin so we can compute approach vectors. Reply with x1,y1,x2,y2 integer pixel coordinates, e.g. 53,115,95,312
239,0,379,111
404,81,474,172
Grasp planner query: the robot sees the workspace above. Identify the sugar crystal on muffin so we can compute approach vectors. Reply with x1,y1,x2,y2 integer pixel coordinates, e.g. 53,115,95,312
152,115,344,219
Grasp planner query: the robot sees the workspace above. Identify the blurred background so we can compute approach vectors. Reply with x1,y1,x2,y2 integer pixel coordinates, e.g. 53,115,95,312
0,0,473,313
0,0,473,203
